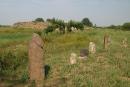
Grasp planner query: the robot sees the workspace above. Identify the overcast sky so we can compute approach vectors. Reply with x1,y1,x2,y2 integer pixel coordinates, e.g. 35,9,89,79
0,0,130,26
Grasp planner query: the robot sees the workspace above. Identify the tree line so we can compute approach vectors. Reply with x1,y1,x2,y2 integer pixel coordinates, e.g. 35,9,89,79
105,23,130,30
32,17,130,32
34,17,93,34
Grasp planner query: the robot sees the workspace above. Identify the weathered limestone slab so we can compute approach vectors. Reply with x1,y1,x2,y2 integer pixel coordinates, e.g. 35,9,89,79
122,38,128,48
104,34,111,49
89,42,96,54
28,33,44,87
70,53,77,64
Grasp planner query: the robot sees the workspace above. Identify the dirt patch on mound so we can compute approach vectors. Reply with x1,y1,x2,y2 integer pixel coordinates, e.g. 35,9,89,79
13,21,48,30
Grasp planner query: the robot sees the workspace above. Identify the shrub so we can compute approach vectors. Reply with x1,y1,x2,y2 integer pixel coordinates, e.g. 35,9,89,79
0,49,28,75
46,18,66,34
34,31,42,36
75,22,84,30
44,26,54,34
67,20,84,32
20,71,29,83
46,18,84,33
34,18,44,22
0,51,18,71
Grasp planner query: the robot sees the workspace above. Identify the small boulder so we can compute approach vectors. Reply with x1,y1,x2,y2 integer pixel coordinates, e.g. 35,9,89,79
79,49,89,59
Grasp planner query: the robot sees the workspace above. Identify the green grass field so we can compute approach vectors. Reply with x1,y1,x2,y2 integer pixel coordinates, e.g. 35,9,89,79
0,27,130,87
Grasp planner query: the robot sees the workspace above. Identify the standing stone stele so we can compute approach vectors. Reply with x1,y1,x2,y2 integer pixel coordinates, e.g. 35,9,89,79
28,33,44,87
70,53,77,64
89,42,96,54
104,34,110,49
122,38,128,48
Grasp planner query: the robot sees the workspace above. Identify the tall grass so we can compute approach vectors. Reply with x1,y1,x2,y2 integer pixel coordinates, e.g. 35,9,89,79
0,27,130,87
42,29,130,87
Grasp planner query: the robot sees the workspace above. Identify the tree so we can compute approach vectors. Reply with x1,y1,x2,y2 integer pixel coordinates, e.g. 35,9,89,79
122,22,130,30
35,18,44,22
81,18,93,27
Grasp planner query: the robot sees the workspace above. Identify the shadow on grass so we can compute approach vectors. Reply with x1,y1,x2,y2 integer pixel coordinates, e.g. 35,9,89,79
44,65,51,79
